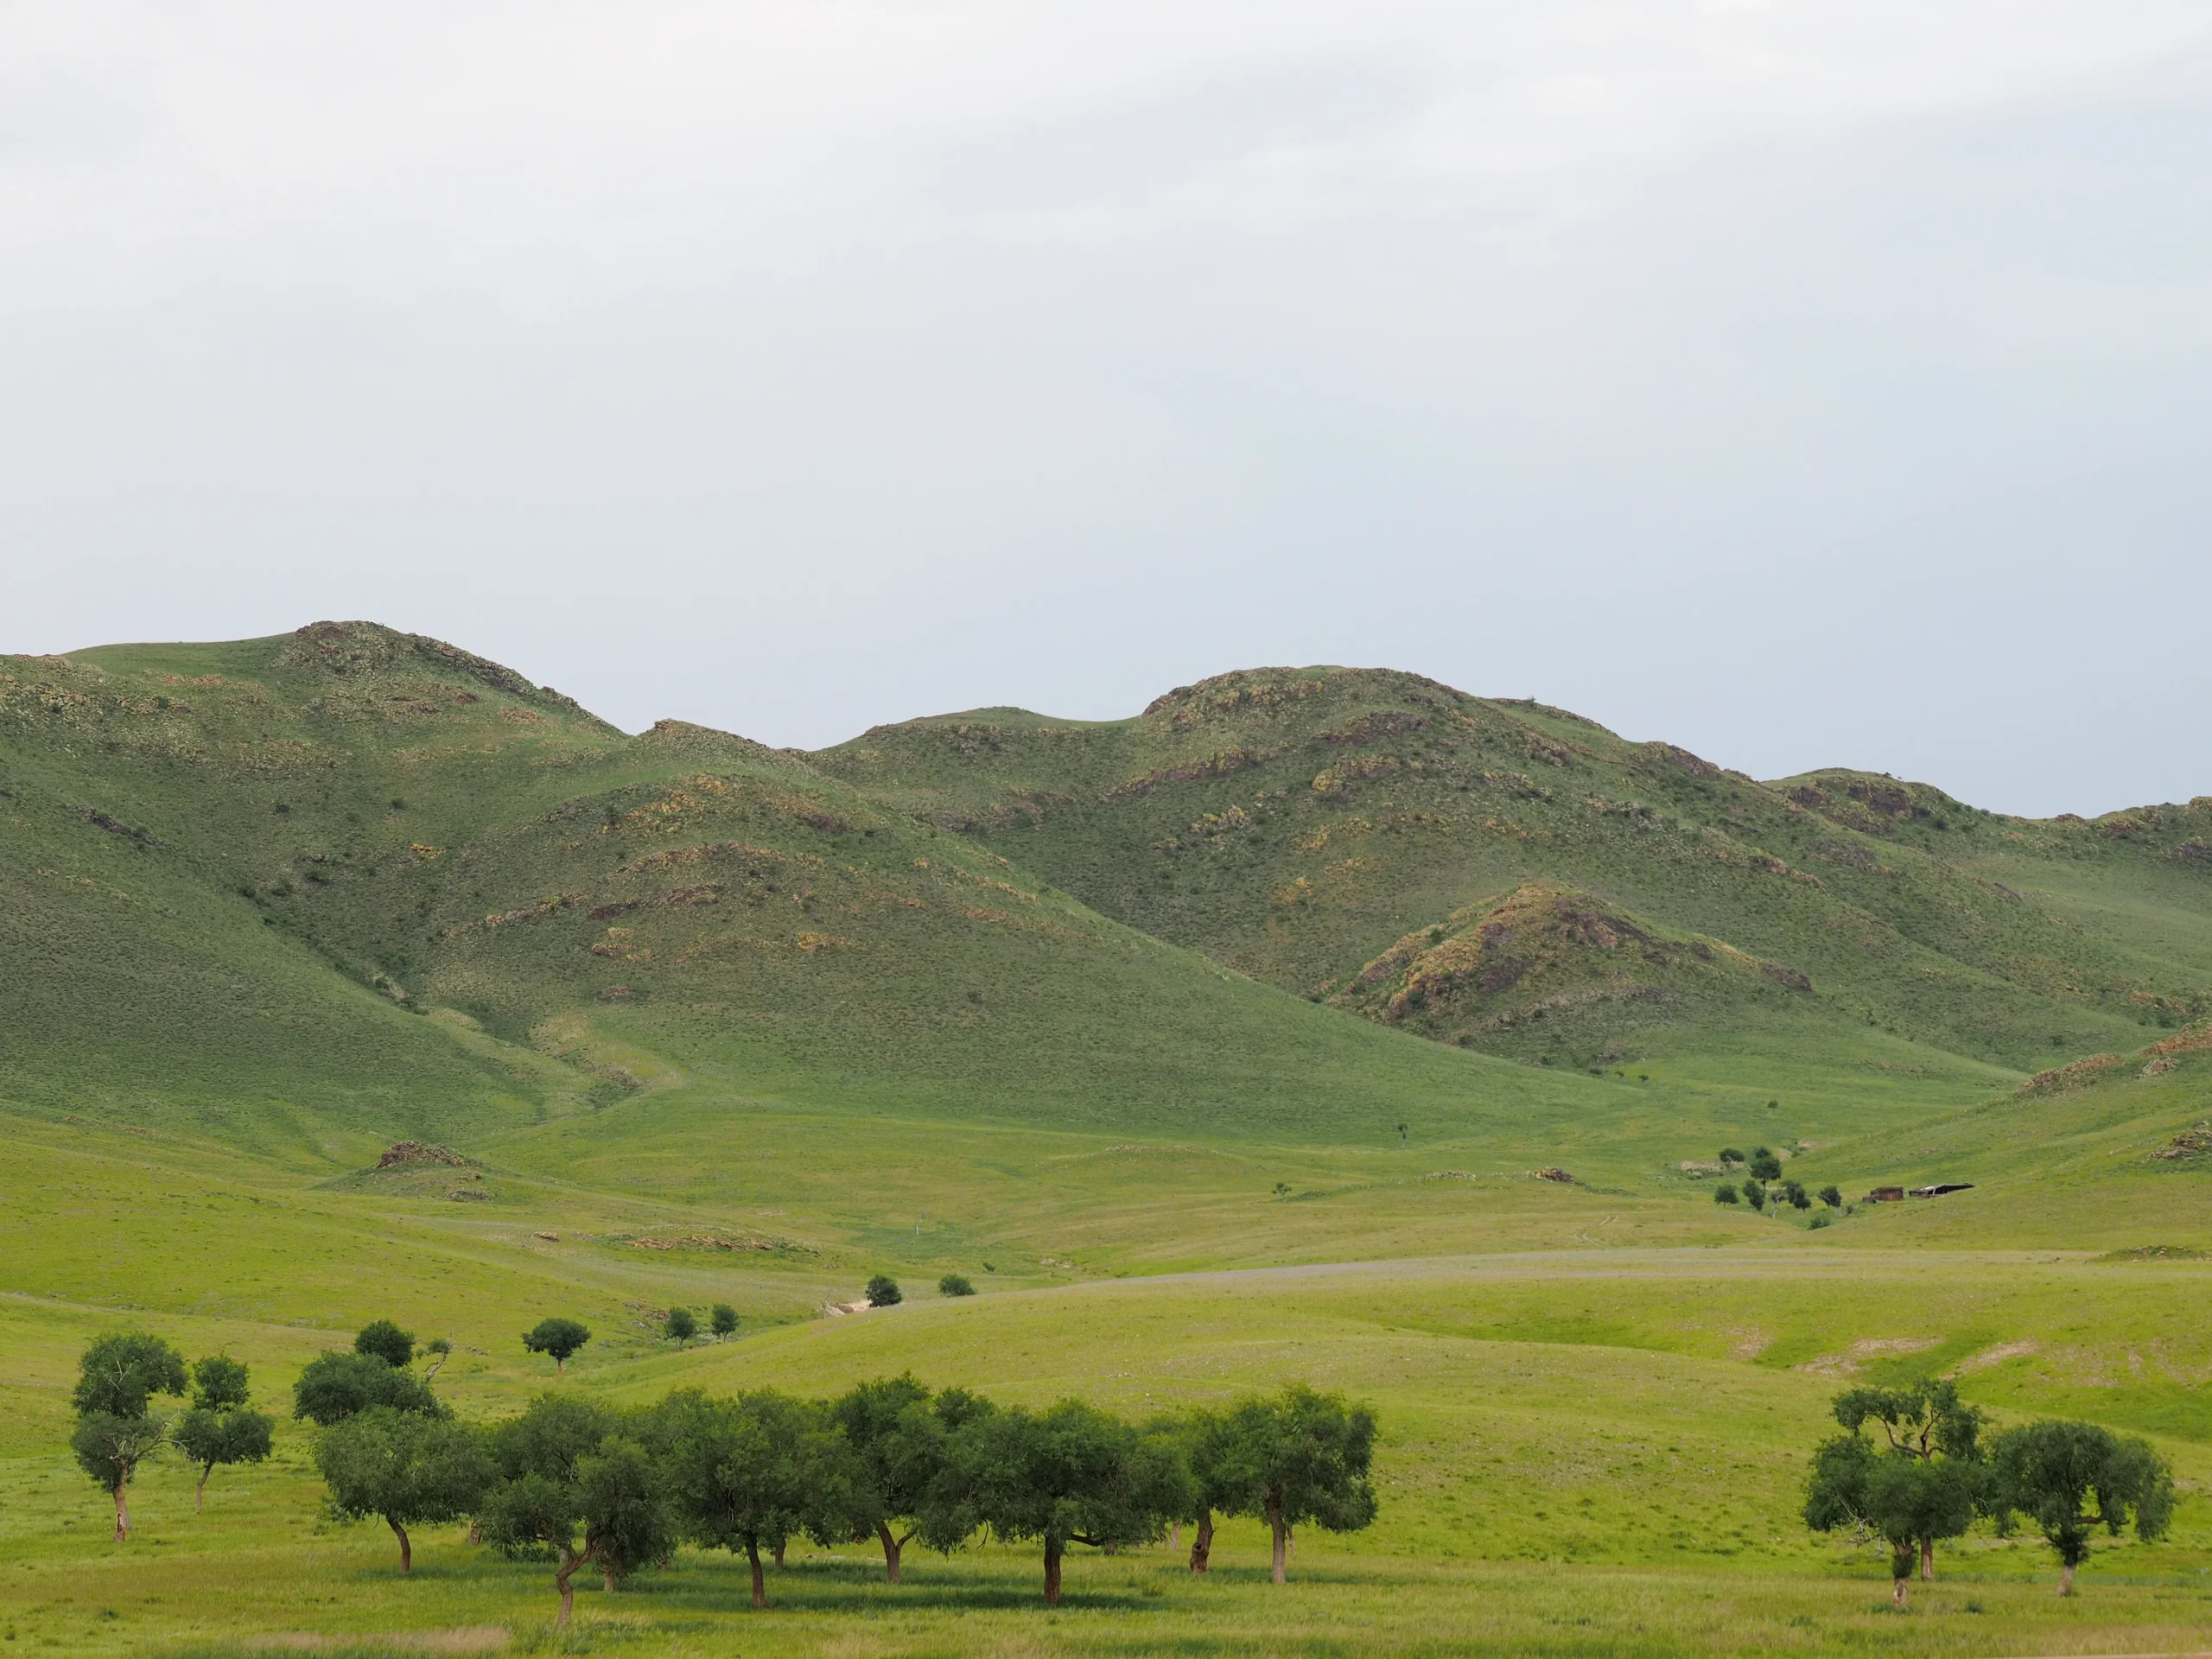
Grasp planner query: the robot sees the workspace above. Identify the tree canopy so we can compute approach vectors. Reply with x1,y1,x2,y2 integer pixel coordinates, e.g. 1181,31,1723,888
523,1318,593,1373
655,1389,857,1607
353,1319,416,1370
1210,1384,1378,1584
72,1332,188,1421
315,1406,491,1573
1989,1420,2175,1594
293,1351,443,1426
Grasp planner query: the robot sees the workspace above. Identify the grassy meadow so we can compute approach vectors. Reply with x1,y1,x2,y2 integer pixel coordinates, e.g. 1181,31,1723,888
3,627,2209,1655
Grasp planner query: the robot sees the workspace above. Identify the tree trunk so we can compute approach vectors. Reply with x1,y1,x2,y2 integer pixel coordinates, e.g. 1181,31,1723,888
1189,1510,1213,1573
1268,1493,1288,1586
389,1516,413,1573
876,1520,904,1585
745,1538,767,1609
1044,1537,1063,1605
1171,1520,1181,1554
1891,1576,1908,1609
604,1566,617,1592
196,1465,212,1514
555,1547,582,1630
1920,1536,1934,1581
773,1536,786,1571
467,1516,483,1545
111,1481,130,1544
2058,1561,2076,1596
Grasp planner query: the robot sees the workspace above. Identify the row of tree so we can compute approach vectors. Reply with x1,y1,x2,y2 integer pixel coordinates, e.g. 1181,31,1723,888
1803,1379,2174,1602
312,1365,1376,1623
68,1333,274,1540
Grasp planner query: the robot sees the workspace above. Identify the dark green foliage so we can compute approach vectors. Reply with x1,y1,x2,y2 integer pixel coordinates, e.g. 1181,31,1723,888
188,1356,251,1413
292,1351,442,1426
1713,1183,1739,1205
1988,1420,2175,1592
481,1395,676,1627
934,1399,1193,1604
1748,1148,1783,1180
72,1333,188,1420
1808,1381,1988,1601
1783,1180,1811,1211
314,1407,491,1572
523,1318,592,1372
866,1275,903,1307
1743,1179,1766,1211
1818,1185,1843,1208
69,1414,170,1541
1205,1385,1378,1584
353,1320,415,1369
664,1307,697,1344
172,1404,274,1511
938,1274,976,1297
654,1389,858,1608
1719,1148,1745,1166
710,1304,739,1338
830,1374,962,1583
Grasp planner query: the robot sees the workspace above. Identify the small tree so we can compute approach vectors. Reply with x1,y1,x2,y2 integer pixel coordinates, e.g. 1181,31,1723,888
830,1375,987,1584
938,1399,1192,1605
938,1274,976,1297
294,1351,442,1425
866,1275,903,1307
524,1318,593,1373
1713,1184,1739,1205
664,1307,698,1345
1833,1379,1986,1579
1719,1148,1745,1166
1748,1148,1783,1180
710,1304,740,1338
1213,1385,1378,1584
171,1356,274,1512
1805,1434,1974,1607
69,1333,188,1541
481,1395,676,1627
657,1389,857,1608
1173,1406,1240,1573
354,1319,416,1369
1744,1179,1767,1211
1989,1421,2175,1595
1784,1181,1812,1211
315,1406,490,1572
1818,1185,1843,1208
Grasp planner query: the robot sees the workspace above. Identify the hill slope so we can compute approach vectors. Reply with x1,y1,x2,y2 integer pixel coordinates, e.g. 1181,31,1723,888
812,667,2211,1083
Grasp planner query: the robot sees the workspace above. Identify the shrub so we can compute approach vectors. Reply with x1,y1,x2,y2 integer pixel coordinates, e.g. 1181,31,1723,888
710,1304,739,1338
1719,1148,1745,1166
1744,1179,1767,1211
1713,1184,1739,1205
1748,1148,1783,1180
1818,1185,1843,1208
866,1275,903,1308
938,1274,976,1297
664,1307,698,1344
354,1319,416,1370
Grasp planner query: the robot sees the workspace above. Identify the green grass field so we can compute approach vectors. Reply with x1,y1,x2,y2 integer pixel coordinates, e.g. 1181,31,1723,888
3,628,2209,1656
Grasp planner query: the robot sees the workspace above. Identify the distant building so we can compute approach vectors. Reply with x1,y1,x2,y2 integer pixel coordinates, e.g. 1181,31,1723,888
1910,1182,1975,1198
1866,1185,1905,1202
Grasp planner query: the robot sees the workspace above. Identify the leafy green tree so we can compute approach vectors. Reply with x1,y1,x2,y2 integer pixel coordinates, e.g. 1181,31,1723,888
1989,1421,2175,1594
69,1333,188,1541
1783,1180,1811,1210
1743,1179,1767,1211
1719,1148,1745,1166
1748,1148,1783,1180
1805,1435,1974,1607
1818,1185,1844,1208
1166,1406,1240,1573
866,1275,903,1307
354,1319,416,1369
1211,1385,1378,1584
710,1304,739,1338
664,1307,697,1345
935,1399,1192,1605
315,1407,490,1572
171,1355,273,1512
1833,1379,1986,1579
1713,1184,1739,1205
293,1351,442,1425
480,1395,676,1627
938,1274,976,1297
523,1318,593,1373
829,1375,988,1583
73,1332,188,1420
657,1389,858,1607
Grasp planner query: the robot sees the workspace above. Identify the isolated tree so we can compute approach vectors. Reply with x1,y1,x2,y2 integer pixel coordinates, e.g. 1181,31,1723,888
657,1389,857,1608
524,1318,593,1373
1818,1185,1844,1209
293,1351,442,1425
354,1319,416,1369
1719,1148,1745,1166
1748,1148,1783,1180
481,1395,676,1626
938,1399,1192,1605
1212,1385,1379,1584
1989,1421,2174,1595
422,1338,453,1382
69,1333,188,1541
1784,1181,1812,1211
664,1307,698,1345
938,1274,976,1298
170,1355,274,1512
315,1406,490,1572
866,1275,903,1307
1713,1184,1739,1205
1834,1379,1986,1579
710,1304,739,1339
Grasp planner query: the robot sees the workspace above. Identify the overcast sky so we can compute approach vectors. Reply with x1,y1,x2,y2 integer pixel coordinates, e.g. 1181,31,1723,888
3,3,2207,816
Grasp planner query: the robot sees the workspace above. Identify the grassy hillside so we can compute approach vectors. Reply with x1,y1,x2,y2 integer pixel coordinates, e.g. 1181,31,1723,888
812,669,2211,1086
